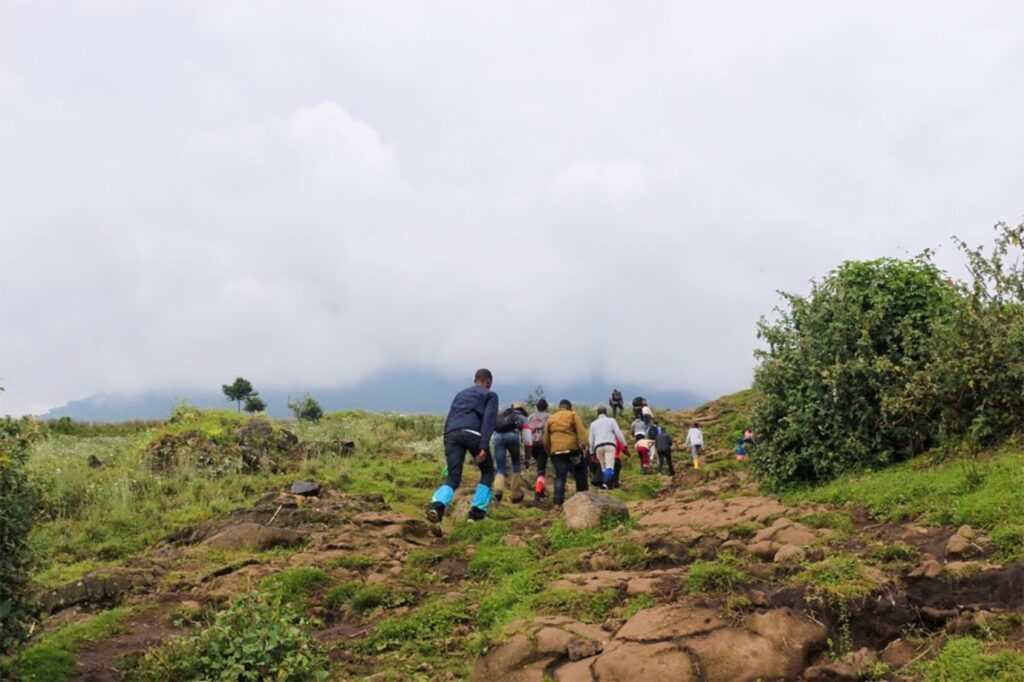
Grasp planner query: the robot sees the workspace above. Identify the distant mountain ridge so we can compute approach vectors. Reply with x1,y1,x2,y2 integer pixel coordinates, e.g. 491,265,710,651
40,369,707,421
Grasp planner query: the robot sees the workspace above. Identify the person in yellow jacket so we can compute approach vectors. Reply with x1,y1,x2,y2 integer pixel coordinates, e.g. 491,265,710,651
543,399,589,510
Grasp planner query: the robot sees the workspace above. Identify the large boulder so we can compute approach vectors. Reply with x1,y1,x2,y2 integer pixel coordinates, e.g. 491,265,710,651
563,492,629,531
201,523,305,551
471,616,610,682
542,605,827,682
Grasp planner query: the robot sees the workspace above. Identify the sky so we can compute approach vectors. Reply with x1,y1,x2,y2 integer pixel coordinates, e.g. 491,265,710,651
2,1,1023,416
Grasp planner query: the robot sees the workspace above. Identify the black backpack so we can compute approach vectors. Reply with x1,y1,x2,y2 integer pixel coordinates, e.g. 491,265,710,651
494,407,519,433
611,390,623,404
632,396,644,408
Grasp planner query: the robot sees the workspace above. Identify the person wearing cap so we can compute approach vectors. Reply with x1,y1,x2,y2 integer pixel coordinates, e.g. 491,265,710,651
426,368,498,523
491,402,532,503
589,405,627,490
542,399,589,510
527,399,552,500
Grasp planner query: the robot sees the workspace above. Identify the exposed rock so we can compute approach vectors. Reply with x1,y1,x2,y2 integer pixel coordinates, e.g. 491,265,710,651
39,568,161,613
803,661,858,680
563,492,629,531
746,540,781,561
881,638,918,669
946,533,973,557
908,558,944,579
87,454,103,468
201,523,305,551
544,605,826,682
471,616,609,682
290,480,321,496
774,544,807,564
632,495,788,531
752,517,818,546
591,640,697,681
956,524,977,540
550,570,686,596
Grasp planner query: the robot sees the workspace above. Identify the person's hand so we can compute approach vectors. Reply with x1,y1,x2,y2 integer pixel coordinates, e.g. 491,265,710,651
475,450,487,463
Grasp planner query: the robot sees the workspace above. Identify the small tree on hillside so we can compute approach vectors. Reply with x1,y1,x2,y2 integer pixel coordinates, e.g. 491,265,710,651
288,394,323,422
524,385,546,410
222,377,255,413
243,394,267,414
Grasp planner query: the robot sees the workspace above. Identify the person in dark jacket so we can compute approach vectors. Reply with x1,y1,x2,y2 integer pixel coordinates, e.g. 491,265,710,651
426,369,498,523
652,423,676,475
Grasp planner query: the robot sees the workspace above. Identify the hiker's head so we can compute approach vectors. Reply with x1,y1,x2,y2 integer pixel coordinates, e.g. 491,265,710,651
512,401,528,416
692,421,700,428
597,405,608,416
474,368,493,389
558,399,572,411
536,398,549,412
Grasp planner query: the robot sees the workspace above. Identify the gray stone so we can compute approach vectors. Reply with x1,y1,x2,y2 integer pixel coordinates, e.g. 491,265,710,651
202,523,305,551
563,492,629,531
290,480,321,496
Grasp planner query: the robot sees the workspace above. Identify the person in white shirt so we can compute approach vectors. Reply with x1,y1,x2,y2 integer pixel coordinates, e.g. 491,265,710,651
641,401,654,430
589,406,627,489
684,422,704,469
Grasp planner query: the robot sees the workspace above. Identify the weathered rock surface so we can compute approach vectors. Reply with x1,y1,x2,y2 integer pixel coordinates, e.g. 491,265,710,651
39,565,164,613
201,523,305,550
479,605,826,682
632,495,788,531
470,616,610,682
563,492,629,531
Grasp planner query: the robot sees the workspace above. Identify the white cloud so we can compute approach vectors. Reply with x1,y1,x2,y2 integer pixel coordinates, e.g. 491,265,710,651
1,1,1023,415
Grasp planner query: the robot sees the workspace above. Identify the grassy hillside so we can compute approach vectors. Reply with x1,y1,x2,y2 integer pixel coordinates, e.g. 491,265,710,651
5,393,1024,680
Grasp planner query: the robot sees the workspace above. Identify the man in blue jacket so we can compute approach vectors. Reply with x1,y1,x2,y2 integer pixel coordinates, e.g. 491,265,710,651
426,368,499,523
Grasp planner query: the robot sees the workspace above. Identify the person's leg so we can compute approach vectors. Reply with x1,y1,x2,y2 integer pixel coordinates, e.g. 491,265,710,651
598,445,616,488
663,451,675,475
468,445,496,519
509,435,521,475
492,433,509,501
534,445,548,498
572,451,589,494
613,458,622,488
692,445,700,468
551,454,569,506
428,433,468,521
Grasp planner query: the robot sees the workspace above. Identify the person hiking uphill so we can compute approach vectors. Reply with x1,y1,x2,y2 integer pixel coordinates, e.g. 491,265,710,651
543,399,589,511
641,400,654,430
685,421,704,469
528,399,551,500
492,402,532,503
653,423,675,475
609,389,624,419
632,396,645,420
589,406,627,490
426,369,498,523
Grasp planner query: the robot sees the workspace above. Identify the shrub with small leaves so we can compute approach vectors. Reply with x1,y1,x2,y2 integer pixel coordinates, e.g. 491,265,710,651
0,417,41,652
130,591,328,681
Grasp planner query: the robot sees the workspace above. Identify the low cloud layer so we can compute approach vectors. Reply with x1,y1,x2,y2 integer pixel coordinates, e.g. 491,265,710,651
2,2,1023,415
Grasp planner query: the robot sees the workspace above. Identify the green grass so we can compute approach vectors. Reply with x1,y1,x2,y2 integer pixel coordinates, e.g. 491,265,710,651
684,561,751,594
790,556,876,604
259,567,330,608
869,542,919,564
783,446,1024,530
5,608,133,681
533,588,619,624
912,636,1024,681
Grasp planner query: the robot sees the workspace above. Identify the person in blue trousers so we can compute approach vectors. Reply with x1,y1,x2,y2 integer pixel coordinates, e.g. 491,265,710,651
426,368,499,523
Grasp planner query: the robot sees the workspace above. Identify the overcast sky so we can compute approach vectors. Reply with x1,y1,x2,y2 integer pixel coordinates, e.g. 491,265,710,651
2,1,1023,416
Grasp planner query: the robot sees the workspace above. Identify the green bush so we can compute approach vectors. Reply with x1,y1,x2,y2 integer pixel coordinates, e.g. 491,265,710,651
130,591,327,681
360,595,472,656
755,224,1024,489
533,588,619,624
753,257,953,488
260,567,329,607
0,417,41,652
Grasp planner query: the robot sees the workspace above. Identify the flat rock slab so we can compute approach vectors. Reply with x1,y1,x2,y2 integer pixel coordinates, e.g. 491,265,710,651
201,523,305,551
632,495,788,531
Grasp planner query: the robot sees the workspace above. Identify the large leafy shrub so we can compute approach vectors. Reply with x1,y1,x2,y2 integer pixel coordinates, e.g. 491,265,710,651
754,222,1024,489
0,417,41,652
753,257,953,488
130,591,327,681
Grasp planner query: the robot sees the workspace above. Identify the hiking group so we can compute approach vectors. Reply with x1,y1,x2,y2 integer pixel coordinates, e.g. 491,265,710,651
426,370,732,524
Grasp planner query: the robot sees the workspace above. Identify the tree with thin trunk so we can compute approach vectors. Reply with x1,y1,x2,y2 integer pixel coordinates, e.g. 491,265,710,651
222,377,255,413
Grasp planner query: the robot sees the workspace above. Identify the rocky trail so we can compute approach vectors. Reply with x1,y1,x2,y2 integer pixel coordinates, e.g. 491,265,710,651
32,411,1024,681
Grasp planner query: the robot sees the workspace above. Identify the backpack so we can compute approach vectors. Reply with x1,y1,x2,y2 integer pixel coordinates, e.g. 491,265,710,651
528,412,549,440
611,390,623,404
494,407,519,433
632,396,644,408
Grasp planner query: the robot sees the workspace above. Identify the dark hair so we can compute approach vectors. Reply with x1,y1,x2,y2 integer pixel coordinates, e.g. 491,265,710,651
536,398,549,412
692,421,700,428
559,399,572,409
474,368,493,383
597,405,608,415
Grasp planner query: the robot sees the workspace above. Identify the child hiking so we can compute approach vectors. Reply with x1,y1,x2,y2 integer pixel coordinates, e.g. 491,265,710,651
685,421,704,469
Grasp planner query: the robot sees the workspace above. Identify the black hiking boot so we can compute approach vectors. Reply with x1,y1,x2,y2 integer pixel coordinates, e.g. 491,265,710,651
426,501,445,523
467,506,487,522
